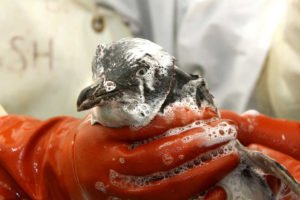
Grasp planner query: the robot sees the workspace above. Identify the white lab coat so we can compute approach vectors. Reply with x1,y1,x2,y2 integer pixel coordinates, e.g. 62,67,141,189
100,0,287,114
0,0,132,118
253,0,300,120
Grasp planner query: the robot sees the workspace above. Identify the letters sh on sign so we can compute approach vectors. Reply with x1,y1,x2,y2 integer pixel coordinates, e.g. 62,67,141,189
0,0,131,119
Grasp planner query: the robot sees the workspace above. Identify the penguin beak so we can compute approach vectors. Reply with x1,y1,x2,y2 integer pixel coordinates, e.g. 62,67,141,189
77,82,116,111
77,84,99,111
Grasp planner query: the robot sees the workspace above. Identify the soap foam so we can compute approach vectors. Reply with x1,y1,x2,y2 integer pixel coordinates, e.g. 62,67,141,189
94,181,107,193
128,119,237,150
111,141,238,189
276,183,299,200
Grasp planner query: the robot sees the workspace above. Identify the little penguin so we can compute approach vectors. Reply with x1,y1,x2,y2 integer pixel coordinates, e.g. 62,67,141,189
77,38,300,199
77,37,214,127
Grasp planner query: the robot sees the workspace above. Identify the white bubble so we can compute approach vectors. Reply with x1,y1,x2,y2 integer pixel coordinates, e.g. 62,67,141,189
104,81,116,92
107,196,122,200
162,153,174,165
95,181,107,193
119,157,126,164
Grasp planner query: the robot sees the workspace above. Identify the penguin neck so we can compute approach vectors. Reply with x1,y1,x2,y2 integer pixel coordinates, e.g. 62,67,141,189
160,67,216,114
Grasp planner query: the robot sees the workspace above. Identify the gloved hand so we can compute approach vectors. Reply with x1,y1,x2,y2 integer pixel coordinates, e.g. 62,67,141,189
221,110,300,160
0,107,299,199
221,110,300,200
0,106,239,199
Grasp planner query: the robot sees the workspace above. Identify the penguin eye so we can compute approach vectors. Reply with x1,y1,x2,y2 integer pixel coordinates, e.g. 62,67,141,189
136,67,148,76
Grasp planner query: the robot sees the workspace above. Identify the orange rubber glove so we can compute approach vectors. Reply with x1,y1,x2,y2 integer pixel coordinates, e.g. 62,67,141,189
221,110,300,160
221,110,300,200
0,107,239,199
1,108,298,199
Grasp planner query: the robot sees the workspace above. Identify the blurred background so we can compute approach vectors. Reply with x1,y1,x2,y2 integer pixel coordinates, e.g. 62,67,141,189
0,0,299,120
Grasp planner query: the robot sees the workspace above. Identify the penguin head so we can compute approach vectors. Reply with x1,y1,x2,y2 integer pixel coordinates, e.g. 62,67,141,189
77,38,215,127
77,38,175,127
